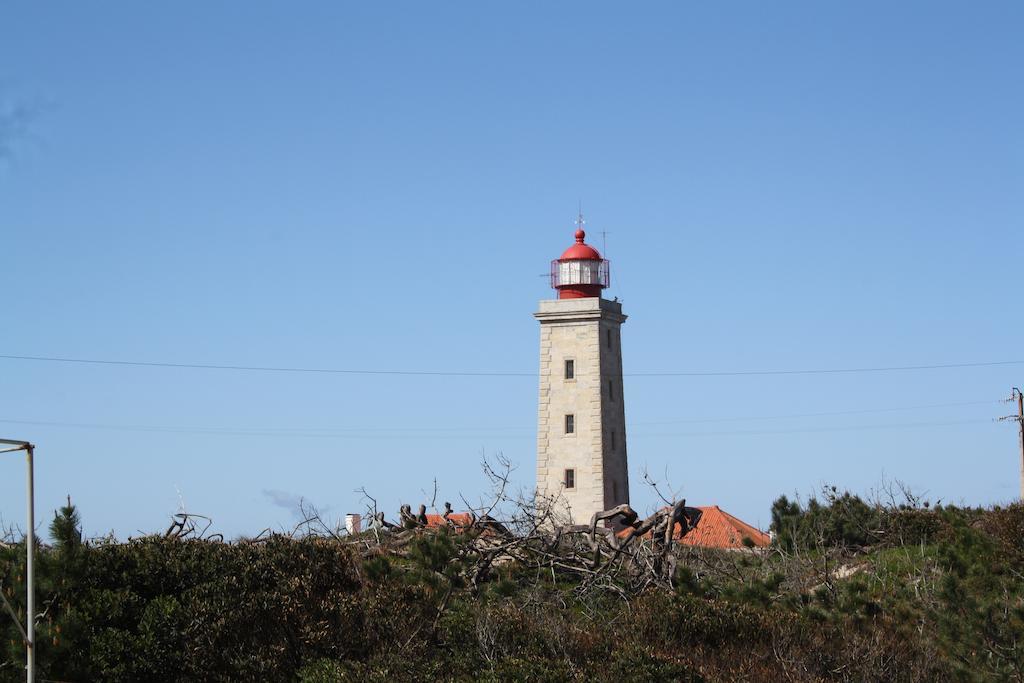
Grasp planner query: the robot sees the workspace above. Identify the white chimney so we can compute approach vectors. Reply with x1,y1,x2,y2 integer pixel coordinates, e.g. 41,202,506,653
345,513,362,535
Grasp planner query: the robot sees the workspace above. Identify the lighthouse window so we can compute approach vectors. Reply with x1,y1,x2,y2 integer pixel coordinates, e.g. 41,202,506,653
558,260,601,286
564,359,575,380
610,430,616,450
564,469,576,489
606,329,612,349
608,379,615,401
565,414,575,434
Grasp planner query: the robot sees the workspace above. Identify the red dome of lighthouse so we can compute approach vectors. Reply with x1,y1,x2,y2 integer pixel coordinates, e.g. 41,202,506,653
550,222,610,299
560,228,603,260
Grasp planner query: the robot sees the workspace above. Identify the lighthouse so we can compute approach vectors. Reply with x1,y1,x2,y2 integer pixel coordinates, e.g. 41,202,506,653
535,218,629,523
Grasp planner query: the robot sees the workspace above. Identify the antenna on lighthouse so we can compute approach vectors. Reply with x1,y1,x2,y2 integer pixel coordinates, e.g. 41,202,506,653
576,202,609,254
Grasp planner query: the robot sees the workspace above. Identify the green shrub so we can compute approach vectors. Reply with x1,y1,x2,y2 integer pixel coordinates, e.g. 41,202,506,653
770,490,882,551
2,496,1021,682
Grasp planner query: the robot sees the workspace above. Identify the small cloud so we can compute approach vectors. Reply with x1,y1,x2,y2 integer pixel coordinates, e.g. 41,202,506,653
263,488,302,510
0,101,39,161
262,489,330,520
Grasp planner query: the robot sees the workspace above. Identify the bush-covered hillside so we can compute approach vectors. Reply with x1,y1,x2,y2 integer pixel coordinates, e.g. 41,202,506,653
2,492,1023,682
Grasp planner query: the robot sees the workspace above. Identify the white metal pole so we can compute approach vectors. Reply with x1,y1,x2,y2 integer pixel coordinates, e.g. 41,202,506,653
25,445,35,683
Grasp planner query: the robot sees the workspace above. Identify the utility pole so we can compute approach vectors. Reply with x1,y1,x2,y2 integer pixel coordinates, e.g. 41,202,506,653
999,388,1024,501
0,439,35,683
1018,388,1024,502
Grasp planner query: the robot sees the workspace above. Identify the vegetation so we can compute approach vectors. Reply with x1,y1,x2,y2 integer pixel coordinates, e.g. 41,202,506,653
2,489,1024,682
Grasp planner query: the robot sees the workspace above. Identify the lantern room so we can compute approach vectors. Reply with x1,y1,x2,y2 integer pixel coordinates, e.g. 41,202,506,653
550,227,610,299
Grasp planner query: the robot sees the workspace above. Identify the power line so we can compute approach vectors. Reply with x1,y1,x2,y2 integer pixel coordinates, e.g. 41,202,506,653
631,400,1001,425
0,354,532,377
626,360,1024,377
1,354,1021,378
632,418,996,438
0,418,532,440
0,400,999,437
0,413,1000,441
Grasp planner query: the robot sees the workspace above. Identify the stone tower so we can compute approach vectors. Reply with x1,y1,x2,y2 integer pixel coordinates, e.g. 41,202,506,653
535,221,629,523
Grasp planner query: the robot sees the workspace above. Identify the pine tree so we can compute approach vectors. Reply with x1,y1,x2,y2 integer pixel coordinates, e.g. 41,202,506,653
49,495,82,553
37,495,87,679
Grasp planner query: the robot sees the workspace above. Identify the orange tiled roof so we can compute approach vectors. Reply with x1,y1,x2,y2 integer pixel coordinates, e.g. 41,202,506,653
424,513,475,528
615,505,770,549
675,506,771,549
421,507,770,549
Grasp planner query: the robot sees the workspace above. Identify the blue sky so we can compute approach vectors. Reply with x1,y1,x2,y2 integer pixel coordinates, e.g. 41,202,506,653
1,2,1021,539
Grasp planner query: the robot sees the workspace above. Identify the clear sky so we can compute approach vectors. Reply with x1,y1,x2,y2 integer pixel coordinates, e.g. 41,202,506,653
1,2,1022,539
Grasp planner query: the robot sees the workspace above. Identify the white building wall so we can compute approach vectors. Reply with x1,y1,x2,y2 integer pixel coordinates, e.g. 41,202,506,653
535,297,629,524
